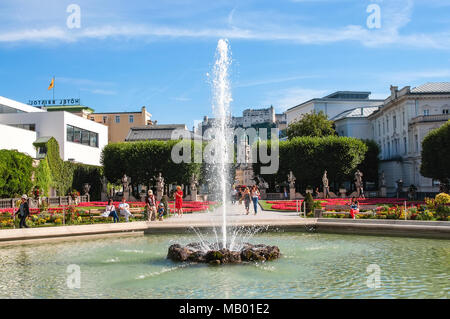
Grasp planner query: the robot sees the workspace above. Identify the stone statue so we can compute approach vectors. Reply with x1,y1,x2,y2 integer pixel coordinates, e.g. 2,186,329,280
380,170,386,187
354,170,364,198
287,171,296,189
322,170,330,199
122,174,129,191
156,173,165,201
190,173,197,192
83,183,91,195
257,175,269,189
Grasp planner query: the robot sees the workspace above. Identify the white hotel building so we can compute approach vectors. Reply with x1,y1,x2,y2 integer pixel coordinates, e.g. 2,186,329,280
333,83,450,196
0,96,108,166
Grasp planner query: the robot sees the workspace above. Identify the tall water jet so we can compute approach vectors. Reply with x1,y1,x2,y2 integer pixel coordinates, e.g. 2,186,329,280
211,39,232,248
167,39,281,264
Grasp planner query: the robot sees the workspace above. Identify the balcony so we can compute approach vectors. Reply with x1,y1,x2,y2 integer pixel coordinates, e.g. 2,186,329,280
409,114,450,125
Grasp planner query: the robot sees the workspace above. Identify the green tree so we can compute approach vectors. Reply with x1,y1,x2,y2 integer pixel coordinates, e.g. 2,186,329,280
420,121,450,191
0,150,33,198
286,111,336,139
357,139,380,186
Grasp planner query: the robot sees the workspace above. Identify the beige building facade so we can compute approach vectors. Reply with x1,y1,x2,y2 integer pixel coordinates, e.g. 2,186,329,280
90,106,152,143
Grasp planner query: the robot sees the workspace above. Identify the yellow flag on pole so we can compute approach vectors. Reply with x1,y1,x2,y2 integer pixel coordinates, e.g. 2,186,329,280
48,77,54,90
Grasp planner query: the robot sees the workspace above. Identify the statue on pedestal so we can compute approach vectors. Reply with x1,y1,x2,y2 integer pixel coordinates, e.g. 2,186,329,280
189,173,198,201
322,170,330,199
379,170,386,187
354,170,364,198
156,173,165,201
287,171,296,189
122,174,129,199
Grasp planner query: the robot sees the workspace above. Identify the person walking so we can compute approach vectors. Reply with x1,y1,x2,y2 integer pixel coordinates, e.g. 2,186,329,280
251,186,260,215
16,194,30,228
146,190,157,221
175,186,184,217
241,187,251,215
103,199,119,223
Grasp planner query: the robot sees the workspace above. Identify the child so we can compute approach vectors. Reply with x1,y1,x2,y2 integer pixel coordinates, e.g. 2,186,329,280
157,203,165,221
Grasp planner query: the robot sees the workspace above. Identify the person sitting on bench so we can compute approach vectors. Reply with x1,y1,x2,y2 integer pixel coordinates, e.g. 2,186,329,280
118,197,133,222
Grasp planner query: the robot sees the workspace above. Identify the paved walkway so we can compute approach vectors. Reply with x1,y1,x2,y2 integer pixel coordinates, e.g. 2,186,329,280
159,202,310,227
1,203,448,244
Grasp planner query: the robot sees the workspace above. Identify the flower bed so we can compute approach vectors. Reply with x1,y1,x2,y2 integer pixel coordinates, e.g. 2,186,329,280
0,200,216,229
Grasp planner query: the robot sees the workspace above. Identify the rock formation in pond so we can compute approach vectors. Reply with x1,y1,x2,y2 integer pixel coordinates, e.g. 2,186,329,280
167,243,280,265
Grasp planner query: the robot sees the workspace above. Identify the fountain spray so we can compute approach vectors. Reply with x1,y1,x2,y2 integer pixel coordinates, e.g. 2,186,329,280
212,39,232,248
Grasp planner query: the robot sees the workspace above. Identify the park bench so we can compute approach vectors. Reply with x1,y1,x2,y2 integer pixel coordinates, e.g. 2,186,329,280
88,207,144,220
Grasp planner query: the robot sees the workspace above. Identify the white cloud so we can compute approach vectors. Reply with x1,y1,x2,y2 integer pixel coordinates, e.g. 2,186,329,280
264,87,329,112
0,0,448,50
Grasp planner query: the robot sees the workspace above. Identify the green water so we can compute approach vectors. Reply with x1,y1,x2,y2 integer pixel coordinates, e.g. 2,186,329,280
0,232,448,298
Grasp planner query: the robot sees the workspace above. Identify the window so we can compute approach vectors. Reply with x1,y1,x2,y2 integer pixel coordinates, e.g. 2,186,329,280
393,115,397,131
67,125,74,142
423,109,429,116
402,111,405,126
103,116,108,123
415,134,419,152
403,137,407,154
10,123,36,131
443,109,449,114
129,115,134,123
386,118,389,133
387,142,391,158
115,115,120,123
66,125,99,147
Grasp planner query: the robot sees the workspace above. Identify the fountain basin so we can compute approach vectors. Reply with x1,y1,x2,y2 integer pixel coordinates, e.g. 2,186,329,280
167,243,280,264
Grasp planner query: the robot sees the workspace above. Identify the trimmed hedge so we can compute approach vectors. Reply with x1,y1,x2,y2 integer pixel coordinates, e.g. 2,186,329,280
101,140,202,187
253,136,368,191
421,121,450,190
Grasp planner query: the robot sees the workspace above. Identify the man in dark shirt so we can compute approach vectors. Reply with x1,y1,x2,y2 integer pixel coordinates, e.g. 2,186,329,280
16,194,30,228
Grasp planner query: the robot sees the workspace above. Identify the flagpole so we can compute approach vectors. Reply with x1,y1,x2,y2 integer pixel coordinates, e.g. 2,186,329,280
53,76,55,101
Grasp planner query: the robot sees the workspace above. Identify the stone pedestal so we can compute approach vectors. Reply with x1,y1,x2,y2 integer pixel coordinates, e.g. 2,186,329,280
380,186,387,197
190,190,198,201
156,189,163,202
339,188,347,198
295,193,304,199
289,187,296,200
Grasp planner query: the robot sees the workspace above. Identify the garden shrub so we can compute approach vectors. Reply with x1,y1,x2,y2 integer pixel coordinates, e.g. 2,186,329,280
0,150,33,198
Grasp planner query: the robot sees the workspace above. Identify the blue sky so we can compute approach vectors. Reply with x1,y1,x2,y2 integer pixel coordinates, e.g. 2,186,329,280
0,0,449,129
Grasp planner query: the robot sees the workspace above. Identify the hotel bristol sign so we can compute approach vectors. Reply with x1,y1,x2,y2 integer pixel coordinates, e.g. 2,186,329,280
28,98,81,107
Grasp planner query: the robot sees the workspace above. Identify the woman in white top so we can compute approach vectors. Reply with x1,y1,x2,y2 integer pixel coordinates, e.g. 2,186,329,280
251,186,260,215
102,198,119,223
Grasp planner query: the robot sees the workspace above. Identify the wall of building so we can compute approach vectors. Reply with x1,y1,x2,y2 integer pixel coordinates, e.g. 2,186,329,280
0,111,108,165
90,107,151,142
0,123,37,157
335,118,374,140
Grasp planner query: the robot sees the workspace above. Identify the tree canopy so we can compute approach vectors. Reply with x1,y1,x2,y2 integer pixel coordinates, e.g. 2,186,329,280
286,111,336,139
0,150,33,198
420,121,450,190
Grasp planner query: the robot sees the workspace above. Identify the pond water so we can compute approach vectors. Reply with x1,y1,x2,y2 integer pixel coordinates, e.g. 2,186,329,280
0,232,448,298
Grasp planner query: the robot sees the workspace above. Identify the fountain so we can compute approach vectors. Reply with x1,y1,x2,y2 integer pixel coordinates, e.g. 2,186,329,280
167,39,280,264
